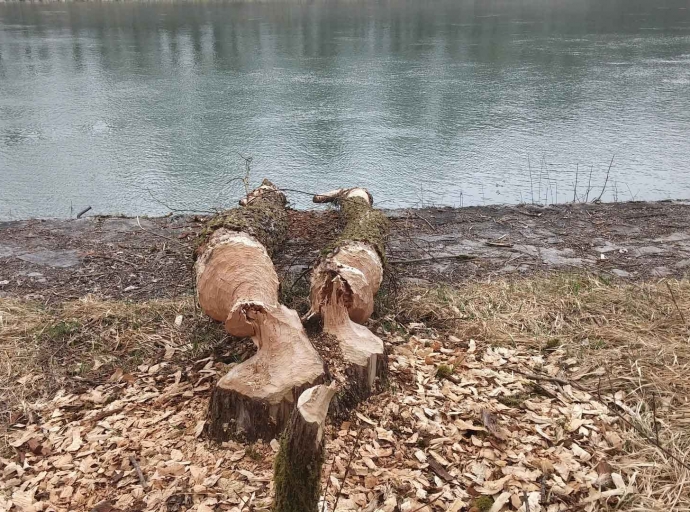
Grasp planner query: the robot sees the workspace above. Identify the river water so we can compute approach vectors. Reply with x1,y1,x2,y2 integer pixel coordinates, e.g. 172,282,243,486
1,0,689,219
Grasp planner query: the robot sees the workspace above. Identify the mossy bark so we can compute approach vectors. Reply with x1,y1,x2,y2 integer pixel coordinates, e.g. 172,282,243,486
272,384,335,512
272,420,325,512
324,196,389,262
195,179,288,259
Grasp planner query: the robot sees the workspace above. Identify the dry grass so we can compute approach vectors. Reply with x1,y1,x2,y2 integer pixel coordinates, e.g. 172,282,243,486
0,296,241,453
393,273,690,511
2,273,689,509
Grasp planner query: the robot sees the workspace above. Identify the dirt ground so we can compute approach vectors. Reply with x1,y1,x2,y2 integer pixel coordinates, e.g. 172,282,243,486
1,200,690,303
2,201,690,512
2,276,689,512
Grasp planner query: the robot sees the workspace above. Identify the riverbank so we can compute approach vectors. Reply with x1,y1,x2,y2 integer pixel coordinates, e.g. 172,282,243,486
1,201,690,511
2,200,690,302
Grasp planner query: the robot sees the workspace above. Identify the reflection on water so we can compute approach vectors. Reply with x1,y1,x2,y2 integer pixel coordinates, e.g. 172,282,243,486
1,0,690,219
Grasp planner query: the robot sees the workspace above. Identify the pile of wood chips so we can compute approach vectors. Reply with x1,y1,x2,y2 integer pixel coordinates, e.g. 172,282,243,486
1,327,635,512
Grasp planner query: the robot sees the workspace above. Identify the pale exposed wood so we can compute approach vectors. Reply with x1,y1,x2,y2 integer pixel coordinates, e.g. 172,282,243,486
310,241,383,323
197,181,325,442
207,304,325,441
321,276,384,390
196,231,279,337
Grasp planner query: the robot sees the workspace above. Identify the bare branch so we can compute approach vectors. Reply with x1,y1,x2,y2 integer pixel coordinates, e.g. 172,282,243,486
594,155,615,203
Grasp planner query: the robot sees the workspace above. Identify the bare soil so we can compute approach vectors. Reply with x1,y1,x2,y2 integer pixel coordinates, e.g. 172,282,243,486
1,201,690,303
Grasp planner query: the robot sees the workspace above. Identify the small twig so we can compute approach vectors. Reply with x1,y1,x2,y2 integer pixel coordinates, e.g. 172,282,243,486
136,216,183,246
286,266,312,295
486,241,514,248
410,491,444,512
230,488,249,511
594,155,615,203
237,152,252,197
86,254,139,268
573,163,579,203
508,368,570,386
332,426,363,512
539,475,548,505
523,490,530,512
129,455,147,488
389,254,476,265
651,392,660,445
146,188,216,214
76,206,92,219
278,187,320,197
86,406,125,425
412,211,436,232
512,208,542,218
666,281,686,325
625,183,639,201
528,155,534,205
320,452,336,512
585,165,594,203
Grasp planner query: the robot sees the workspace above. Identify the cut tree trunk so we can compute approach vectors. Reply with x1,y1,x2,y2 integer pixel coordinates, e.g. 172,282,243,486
273,383,337,512
206,303,325,442
195,179,288,336
196,180,325,442
308,188,389,404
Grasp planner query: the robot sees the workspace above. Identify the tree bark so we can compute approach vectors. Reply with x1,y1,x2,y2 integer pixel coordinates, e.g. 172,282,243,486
197,180,326,442
273,383,337,512
308,188,389,401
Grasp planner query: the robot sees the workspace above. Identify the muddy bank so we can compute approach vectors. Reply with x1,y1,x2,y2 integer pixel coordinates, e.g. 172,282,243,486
1,200,689,302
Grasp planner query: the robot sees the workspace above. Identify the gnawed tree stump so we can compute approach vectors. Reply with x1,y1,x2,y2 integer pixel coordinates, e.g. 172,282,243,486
207,303,325,442
273,383,337,512
196,180,325,442
308,188,389,404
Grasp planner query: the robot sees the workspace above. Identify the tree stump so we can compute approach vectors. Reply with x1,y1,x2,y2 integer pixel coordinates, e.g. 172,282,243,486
309,188,389,401
273,383,337,512
196,180,326,442
206,303,325,442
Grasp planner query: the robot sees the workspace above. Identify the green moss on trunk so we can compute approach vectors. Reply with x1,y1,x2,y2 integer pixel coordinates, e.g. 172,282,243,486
325,197,389,261
195,184,287,258
272,410,325,512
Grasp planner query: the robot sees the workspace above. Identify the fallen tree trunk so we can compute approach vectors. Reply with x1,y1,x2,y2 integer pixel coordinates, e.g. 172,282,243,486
195,179,288,336
308,188,389,402
196,180,325,442
273,383,337,512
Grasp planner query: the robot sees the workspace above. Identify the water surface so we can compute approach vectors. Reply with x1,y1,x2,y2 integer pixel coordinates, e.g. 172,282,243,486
1,0,689,218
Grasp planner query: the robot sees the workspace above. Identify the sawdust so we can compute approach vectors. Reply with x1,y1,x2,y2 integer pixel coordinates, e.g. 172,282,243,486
1,274,689,511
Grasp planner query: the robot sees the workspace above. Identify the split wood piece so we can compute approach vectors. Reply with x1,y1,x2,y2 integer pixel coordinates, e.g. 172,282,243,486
207,303,325,442
308,188,389,398
196,180,325,442
273,383,337,512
